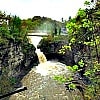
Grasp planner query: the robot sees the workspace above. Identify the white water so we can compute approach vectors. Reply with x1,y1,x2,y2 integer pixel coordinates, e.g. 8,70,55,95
36,61,69,76
28,34,69,76
9,34,81,100
35,49,47,63
27,36,42,49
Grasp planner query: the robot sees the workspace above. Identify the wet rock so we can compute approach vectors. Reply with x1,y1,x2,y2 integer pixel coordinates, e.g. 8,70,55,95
38,40,75,66
0,41,38,96
9,67,82,100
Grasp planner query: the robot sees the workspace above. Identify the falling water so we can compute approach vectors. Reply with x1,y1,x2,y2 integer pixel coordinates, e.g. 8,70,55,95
27,35,47,63
9,34,82,100
27,34,69,76
27,36,42,49
35,49,47,63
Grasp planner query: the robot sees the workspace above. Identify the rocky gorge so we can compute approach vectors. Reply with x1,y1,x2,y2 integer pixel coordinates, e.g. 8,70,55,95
9,36,83,100
0,36,83,100
38,38,75,66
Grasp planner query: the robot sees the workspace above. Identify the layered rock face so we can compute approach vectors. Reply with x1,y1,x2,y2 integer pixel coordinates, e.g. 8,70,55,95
0,43,23,77
38,40,75,66
0,41,38,99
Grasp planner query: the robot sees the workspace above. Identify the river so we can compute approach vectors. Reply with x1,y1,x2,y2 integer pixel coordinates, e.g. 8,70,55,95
9,35,83,100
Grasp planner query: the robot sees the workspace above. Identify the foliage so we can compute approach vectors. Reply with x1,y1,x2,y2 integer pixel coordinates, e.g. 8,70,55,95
66,8,94,43
59,45,71,54
84,0,91,6
22,16,62,34
53,75,66,83
9,77,17,85
0,11,28,45
84,61,100,99
54,0,100,99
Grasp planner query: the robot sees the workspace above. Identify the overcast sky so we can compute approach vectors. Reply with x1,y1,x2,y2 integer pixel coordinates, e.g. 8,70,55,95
0,0,87,21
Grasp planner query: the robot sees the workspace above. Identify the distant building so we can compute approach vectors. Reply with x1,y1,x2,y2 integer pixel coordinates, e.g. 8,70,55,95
61,27,67,35
0,14,10,26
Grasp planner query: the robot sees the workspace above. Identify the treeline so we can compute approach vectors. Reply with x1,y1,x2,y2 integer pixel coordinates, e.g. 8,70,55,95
66,0,100,61
0,11,62,44
22,16,62,34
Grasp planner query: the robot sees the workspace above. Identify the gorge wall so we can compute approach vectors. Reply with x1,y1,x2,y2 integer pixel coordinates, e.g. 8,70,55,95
38,39,75,66
0,40,38,98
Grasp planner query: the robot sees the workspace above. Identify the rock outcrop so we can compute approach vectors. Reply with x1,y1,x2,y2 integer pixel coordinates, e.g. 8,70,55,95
0,40,38,98
38,40,75,66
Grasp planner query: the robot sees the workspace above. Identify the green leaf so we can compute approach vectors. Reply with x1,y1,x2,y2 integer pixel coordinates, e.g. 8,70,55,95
77,9,86,17
69,83,76,89
72,65,79,71
84,70,91,76
53,75,66,83
66,77,73,82
78,59,84,67
70,38,75,43
66,66,73,71
84,1,91,5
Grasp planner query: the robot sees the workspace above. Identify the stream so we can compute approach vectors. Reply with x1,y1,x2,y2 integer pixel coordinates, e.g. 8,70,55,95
9,35,82,100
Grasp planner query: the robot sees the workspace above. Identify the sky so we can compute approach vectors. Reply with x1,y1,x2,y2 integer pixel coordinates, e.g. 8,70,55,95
0,0,86,21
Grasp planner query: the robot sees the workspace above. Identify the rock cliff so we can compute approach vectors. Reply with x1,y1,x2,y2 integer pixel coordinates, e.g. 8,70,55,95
38,40,75,66
0,40,38,99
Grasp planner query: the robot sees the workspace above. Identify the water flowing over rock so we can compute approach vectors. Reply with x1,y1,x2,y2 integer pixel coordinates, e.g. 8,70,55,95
27,35,70,76
35,49,47,64
38,40,75,66
35,61,70,76
9,67,82,100
9,35,83,100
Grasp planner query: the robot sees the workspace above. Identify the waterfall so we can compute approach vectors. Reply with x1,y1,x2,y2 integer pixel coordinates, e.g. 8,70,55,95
9,34,82,100
27,35,69,76
35,49,47,63
28,36,42,49
27,35,47,63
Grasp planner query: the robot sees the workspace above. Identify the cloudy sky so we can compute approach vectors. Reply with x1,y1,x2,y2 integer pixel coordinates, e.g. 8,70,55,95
0,0,86,21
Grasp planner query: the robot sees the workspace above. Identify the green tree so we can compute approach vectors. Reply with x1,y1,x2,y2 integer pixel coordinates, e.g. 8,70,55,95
55,0,100,99
9,15,21,33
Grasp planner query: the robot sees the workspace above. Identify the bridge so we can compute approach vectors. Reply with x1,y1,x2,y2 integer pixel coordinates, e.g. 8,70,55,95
27,33,48,47
27,32,48,37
